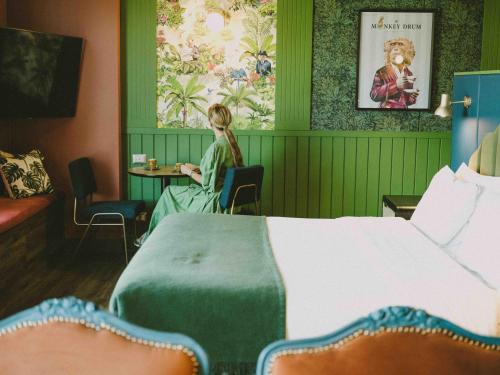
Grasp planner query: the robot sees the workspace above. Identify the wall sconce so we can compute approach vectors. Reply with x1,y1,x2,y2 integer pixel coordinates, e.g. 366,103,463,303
434,93,472,118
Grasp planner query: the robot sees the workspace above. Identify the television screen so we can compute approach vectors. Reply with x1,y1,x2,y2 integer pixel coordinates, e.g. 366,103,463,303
0,27,84,119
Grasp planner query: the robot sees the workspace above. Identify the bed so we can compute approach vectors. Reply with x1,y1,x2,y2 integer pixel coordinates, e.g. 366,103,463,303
110,127,500,372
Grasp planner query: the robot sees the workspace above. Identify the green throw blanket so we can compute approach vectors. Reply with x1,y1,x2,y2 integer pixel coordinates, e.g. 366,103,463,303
109,213,285,369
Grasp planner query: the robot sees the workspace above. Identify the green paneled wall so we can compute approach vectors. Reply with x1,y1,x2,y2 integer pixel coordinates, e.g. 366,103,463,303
481,0,500,70
126,129,451,217
122,0,453,217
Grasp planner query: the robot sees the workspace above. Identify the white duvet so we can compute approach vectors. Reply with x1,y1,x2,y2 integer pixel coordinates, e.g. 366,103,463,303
267,216,500,339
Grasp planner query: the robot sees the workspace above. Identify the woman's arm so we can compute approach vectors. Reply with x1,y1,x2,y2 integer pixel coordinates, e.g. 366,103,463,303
190,171,202,184
181,164,202,184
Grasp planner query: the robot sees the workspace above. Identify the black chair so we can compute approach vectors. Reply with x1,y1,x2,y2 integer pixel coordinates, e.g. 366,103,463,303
68,157,145,263
219,165,264,215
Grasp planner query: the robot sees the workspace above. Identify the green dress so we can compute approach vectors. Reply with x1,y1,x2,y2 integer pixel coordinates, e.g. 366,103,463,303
146,136,235,236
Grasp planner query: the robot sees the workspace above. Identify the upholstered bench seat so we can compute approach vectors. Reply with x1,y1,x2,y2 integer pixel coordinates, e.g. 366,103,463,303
0,194,57,234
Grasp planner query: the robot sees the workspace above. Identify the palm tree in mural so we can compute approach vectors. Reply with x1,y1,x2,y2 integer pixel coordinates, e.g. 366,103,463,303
240,8,276,62
161,75,207,127
217,85,257,117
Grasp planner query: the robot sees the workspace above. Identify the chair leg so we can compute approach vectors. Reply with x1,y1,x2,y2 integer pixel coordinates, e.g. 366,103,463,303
74,215,97,258
121,218,129,265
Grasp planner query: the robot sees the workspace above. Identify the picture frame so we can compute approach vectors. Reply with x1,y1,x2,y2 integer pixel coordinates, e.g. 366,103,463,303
356,10,435,111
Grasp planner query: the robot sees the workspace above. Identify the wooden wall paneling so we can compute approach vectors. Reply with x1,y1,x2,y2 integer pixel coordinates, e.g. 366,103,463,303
275,0,313,130
189,135,202,165
261,136,274,215
284,137,298,217
272,136,286,217
130,134,143,200
390,138,405,195
248,136,262,169
414,138,429,194
331,137,345,218
481,0,500,70
426,138,441,184
366,138,381,217
125,132,451,217
166,134,178,186
439,138,452,169
402,138,417,195
295,137,309,218
237,135,250,166
307,137,321,218
354,138,369,216
319,137,333,218
378,138,393,216
343,138,357,216
177,135,190,186
142,134,155,202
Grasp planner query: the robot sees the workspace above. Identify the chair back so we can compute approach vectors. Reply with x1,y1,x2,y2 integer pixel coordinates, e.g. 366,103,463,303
219,165,264,210
257,306,500,375
0,297,209,375
69,157,97,200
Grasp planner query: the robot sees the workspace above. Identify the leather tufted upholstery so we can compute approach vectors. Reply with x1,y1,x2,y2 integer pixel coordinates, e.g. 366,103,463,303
258,306,500,375
267,331,500,375
0,322,198,375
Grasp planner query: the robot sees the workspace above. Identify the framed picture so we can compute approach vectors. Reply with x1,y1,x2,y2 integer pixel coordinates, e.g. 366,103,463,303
356,10,435,111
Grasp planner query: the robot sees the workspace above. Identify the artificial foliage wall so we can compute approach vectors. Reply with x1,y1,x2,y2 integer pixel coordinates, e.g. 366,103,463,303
156,0,277,130
312,0,484,131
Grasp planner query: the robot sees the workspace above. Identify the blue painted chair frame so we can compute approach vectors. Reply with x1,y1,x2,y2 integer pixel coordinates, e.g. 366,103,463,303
220,165,264,215
0,297,209,375
256,306,500,374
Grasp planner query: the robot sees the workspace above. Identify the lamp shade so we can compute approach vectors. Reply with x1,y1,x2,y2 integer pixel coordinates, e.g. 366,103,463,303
434,93,452,118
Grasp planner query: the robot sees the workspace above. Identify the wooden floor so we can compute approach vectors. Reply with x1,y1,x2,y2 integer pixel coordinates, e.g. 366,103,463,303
0,239,131,319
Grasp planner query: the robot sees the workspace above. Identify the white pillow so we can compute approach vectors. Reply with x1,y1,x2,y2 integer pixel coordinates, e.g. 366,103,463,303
454,191,500,290
456,163,500,193
443,164,500,258
411,166,479,246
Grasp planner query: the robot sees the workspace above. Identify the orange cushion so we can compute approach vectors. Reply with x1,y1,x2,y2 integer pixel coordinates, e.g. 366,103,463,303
0,194,56,233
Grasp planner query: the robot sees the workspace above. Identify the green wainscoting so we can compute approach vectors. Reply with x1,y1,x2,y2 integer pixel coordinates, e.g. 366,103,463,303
122,0,453,218
125,129,451,217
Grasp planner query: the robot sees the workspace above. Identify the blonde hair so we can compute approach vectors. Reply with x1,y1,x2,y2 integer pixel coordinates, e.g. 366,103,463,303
384,38,416,66
208,104,244,167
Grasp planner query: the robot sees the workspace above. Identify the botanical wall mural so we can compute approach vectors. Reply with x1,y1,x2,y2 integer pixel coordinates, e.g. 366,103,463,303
157,0,277,130
312,0,484,131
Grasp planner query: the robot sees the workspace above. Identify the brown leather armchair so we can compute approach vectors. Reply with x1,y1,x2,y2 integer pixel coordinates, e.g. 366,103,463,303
257,306,500,375
0,297,209,375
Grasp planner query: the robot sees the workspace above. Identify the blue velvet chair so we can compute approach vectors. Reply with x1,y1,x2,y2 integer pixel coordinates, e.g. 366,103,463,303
68,157,145,263
257,306,500,375
0,297,209,375
219,165,264,215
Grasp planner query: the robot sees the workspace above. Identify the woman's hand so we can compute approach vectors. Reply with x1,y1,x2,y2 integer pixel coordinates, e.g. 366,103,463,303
180,164,193,176
184,163,197,170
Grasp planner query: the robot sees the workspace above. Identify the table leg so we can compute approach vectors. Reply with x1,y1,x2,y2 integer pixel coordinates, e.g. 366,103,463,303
161,176,171,192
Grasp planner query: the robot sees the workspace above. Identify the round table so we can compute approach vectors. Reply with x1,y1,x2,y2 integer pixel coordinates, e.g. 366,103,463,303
128,165,185,192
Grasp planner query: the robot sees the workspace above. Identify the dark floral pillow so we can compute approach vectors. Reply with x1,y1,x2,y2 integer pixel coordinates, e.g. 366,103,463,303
0,149,54,199
0,150,14,196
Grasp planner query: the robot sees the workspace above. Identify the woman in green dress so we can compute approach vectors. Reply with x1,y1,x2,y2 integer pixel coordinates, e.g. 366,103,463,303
139,104,243,244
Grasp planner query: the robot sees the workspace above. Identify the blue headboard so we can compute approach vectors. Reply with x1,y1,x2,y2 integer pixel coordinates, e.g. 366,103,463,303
451,71,500,171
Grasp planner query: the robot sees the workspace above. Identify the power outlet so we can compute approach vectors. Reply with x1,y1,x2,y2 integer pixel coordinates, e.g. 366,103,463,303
132,154,147,164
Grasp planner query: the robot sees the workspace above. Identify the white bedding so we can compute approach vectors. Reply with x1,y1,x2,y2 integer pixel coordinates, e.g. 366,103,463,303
266,216,500,339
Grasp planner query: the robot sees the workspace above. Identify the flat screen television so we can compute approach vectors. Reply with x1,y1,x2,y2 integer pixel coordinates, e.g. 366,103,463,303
0,27,84,119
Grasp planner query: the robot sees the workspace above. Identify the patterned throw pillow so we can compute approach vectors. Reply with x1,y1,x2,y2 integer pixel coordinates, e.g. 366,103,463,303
0,149,54,199
0,150,14,196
